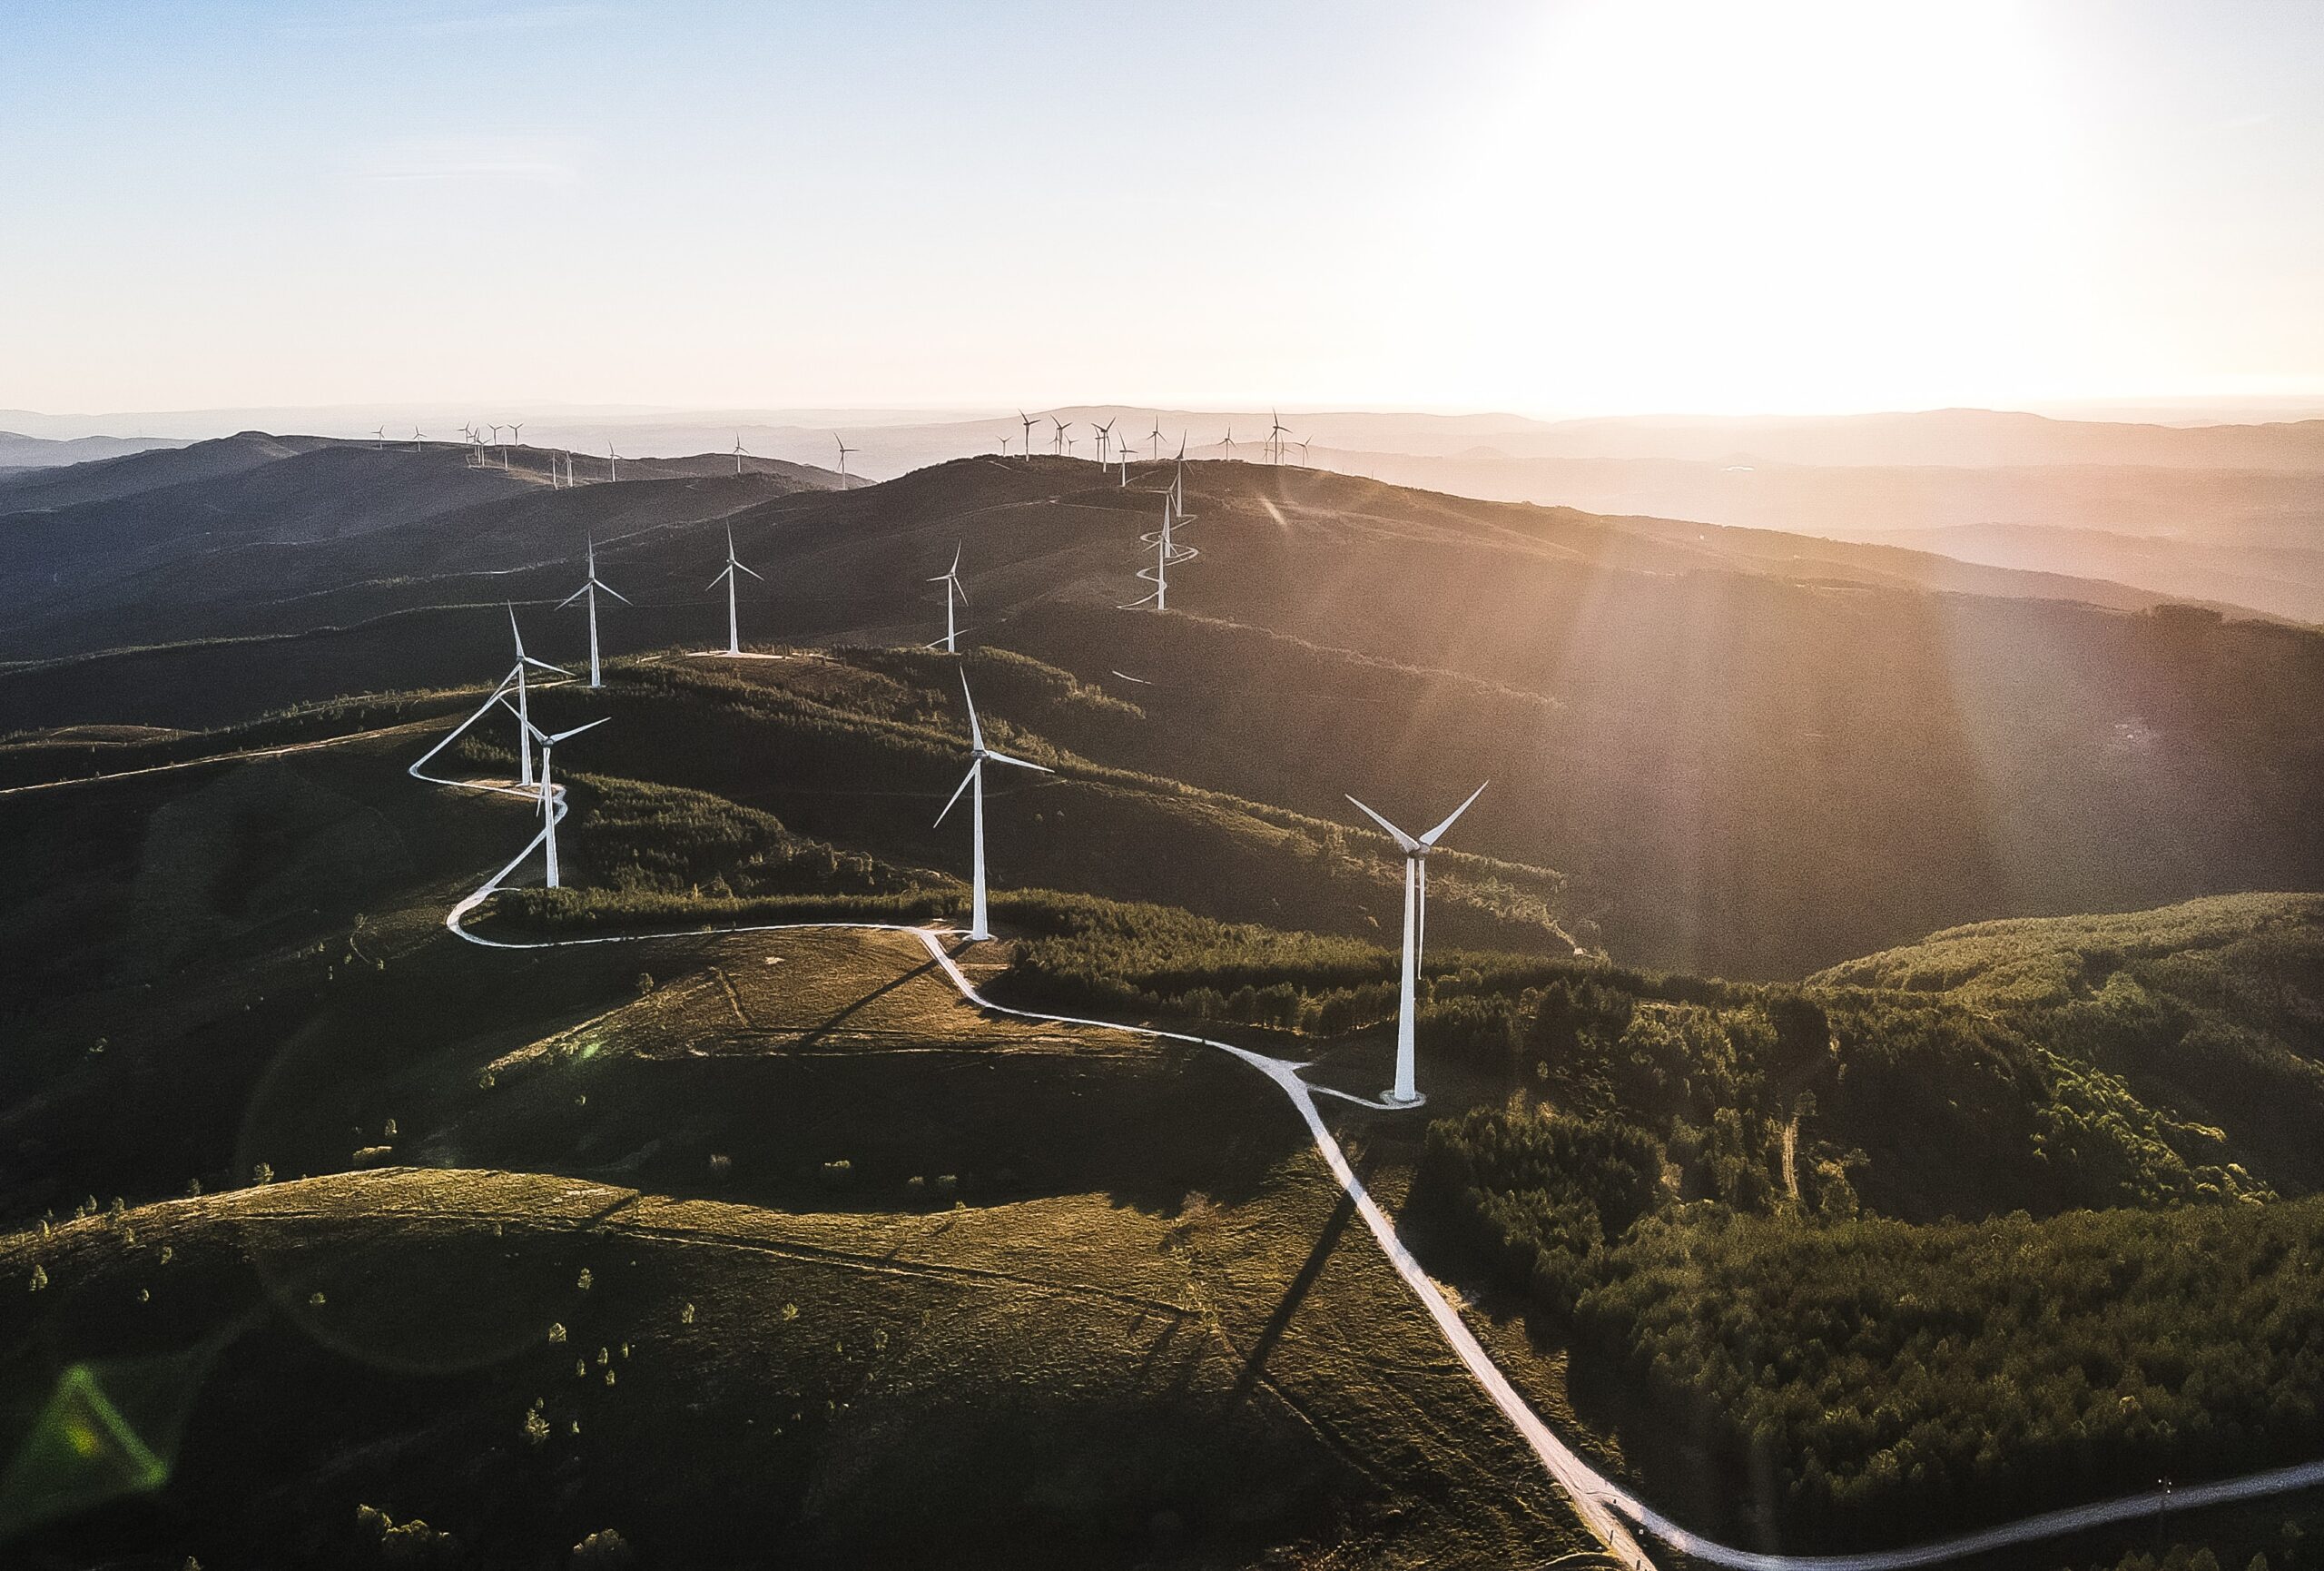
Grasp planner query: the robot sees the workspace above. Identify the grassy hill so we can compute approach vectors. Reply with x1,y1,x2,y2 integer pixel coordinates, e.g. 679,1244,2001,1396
6,450,2319,978
0,538,2319,1568
0,1161,1590,1568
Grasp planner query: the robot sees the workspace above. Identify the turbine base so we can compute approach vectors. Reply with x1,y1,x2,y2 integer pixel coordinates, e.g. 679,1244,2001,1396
1379,1089,1427,1110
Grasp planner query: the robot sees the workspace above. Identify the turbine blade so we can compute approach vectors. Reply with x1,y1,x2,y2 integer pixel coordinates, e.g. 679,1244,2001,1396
598,580,631,605
556,585,589,609
1344,794,1421,853
523,656,571,675
984,749,1053,775
960,668,984,752
933,761,979,825
497,695,550,742
734,560,763,580
708,566,733,590
547,716,610,745
1419,781,1490,846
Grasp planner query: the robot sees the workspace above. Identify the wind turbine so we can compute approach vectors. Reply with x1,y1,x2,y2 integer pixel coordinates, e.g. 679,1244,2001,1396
936,669,1052,941
1343,782,1490,1106
927,542,969,654
558,537,630,688
373,425,387,450
1125,493,1195,612
1296,437,1313,467
834,434,857,488
732,432,748,475
1266,410,1291,464
1018,410,1039,462
1148,420,1163,461
504,605,569,788
1000,433,1013,459
1216,427,1235,459
709,524,762,655
1050,417,1069,457
411,425,425,454
607,441,622,482
1093,418,1115,465
501,705,608,889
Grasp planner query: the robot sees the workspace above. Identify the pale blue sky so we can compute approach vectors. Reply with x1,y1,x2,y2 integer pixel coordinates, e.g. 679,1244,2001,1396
4,1,2320,415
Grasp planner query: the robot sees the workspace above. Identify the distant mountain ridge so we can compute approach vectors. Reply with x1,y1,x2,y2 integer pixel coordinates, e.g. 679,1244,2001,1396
0,430,186,469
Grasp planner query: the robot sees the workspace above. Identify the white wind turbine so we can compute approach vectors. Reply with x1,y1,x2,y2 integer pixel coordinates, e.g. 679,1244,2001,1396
1018,410,1039,461
1093,418,1115,465
1216,427,1235,459
606,441,622,482
500,705,608,889
503,605,570,788
1266,410,1291,464
1050,417,1069,456
1343,782,1490,1106
732,432,748,475
936,669,1052,941
558,537,630,687
709,524,762,655
927,542,969,654
834,434,857,488
1125,488,1196,612
1148,419,1164,460
410,425,425,453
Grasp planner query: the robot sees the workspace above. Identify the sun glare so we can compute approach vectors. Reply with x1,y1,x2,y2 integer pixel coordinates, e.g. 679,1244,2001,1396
1409,0,2087,414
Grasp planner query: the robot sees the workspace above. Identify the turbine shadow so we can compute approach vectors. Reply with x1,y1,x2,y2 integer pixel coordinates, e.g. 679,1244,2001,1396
1227,1186,1360,1410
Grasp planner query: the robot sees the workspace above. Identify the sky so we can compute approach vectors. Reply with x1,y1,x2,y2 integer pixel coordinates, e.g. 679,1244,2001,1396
3,0,2321,419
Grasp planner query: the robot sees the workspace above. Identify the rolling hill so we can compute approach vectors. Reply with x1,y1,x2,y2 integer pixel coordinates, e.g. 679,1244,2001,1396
3,446,2319,977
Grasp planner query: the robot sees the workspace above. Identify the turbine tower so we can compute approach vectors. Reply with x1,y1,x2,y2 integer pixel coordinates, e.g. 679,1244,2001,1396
1148,420,1164,460
1266,410,1291,464
1050,417,1069,457
834,434,857,488
504,605,570,788
1216,427,1235,459
936,669,1052,942
1093,418,1115,465
732,432,748,475
708,524,762,655
927,542,969,654
558,537,631,688
1018,410,1039,461
607,441,622,482
1125,490,1195,613
1342,782,1490,1106
502,706,608,889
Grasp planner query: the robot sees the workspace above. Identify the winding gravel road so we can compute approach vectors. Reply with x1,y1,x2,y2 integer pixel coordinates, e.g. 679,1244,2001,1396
402,716,2324,1570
